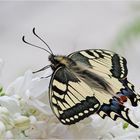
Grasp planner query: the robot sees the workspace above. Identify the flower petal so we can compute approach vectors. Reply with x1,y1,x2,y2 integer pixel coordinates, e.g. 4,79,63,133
6,70,33,96
0,96,20,114
29,78,49,98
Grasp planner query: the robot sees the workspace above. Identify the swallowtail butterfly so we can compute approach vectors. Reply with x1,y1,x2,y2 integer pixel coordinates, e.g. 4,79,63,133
22,28,140,128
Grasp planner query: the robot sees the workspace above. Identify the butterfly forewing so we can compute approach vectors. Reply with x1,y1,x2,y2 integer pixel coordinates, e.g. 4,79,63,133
49,66,100,124
68,49,140,105
68,49,128,79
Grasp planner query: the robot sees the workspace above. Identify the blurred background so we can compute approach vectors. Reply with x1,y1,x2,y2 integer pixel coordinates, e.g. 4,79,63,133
0,1,140,92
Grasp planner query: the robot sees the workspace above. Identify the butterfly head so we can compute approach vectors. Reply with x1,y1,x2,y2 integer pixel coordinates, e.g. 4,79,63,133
22,28,75,70
49,54,70,69
48,54,58,65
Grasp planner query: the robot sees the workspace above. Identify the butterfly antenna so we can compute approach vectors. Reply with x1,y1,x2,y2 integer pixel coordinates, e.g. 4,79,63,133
22,36,52,55
32,28,54,55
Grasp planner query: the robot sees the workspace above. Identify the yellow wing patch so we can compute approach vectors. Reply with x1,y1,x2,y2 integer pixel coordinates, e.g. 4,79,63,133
49,67,101,124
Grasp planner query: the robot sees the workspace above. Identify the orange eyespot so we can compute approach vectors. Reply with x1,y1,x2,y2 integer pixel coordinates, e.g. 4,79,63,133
119,95,128,104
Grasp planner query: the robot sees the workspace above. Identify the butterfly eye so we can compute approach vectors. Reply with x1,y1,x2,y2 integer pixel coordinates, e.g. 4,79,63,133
48,55,52,61
48,55,59,65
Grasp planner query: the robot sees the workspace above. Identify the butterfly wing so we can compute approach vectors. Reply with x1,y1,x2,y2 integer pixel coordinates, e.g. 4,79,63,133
49,66,100,124
97,98,139,128
49,49,139,128
49,65,138,128
67,49,139,128
68,49,140,106
68,49,127,79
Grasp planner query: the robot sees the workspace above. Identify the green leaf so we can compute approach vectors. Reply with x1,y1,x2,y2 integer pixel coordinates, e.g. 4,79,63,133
0,86,3,93
111,18,140,50
0,92,5,96
123,122,129,129
0,86,5,96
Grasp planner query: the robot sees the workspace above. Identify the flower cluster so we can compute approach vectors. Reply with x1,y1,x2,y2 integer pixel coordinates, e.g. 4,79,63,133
0,59,140,139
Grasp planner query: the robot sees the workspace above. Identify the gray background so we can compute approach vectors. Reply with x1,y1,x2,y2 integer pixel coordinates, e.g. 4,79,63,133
0,1,140,92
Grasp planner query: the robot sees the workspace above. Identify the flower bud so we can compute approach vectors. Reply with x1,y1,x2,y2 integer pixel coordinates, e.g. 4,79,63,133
0,121,6,138
14,116,30,130
5,131,13,139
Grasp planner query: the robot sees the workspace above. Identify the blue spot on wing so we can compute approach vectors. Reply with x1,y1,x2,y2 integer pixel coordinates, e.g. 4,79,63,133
97,98,139,128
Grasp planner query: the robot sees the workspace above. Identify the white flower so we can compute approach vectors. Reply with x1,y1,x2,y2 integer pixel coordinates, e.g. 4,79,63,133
6,70,52,115
0,96,20,114
14,115,30,130
25,114,74,139
5,131,13,139
0,121,6,138
0,59,139,139
5,69,140,139
0,106,15,138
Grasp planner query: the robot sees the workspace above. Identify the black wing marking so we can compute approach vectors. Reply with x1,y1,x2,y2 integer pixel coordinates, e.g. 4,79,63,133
97,98,138,128
68,49,140,106
68,49,128,79
67,49,139,127
49,67,100,125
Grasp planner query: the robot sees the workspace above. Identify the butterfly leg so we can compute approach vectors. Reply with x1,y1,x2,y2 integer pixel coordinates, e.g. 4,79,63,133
97,99,139,128
32,65,50,74
40,74,52,79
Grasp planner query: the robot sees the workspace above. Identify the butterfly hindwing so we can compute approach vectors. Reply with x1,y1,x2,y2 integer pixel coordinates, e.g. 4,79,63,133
97,98,139,128
119,79,140,106
49,66,100,124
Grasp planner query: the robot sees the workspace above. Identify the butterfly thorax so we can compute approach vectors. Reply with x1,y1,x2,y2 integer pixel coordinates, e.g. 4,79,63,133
49,54,76,70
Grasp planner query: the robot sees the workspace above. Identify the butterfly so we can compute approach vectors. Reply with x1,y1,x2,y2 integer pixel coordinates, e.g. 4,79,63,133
22,28,140,128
